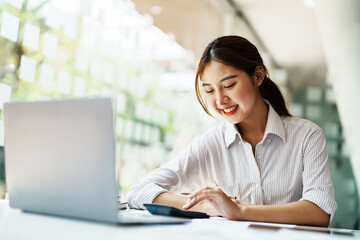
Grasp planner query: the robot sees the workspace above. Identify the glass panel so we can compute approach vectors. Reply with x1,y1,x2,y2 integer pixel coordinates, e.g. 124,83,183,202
0,12,19,42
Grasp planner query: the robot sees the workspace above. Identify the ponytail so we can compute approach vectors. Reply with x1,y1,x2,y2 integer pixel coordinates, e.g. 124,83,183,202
259,77,291,117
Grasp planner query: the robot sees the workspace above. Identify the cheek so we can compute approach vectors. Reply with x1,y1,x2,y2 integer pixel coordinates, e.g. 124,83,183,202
205,95,218,110
233,83,256,101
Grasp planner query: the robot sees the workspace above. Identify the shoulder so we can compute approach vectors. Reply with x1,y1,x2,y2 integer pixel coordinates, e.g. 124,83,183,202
281,116,326,150
282,116,322,134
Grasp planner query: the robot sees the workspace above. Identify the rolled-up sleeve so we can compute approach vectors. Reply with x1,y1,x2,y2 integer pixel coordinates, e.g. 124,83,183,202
299,128,337,222
126,135,208,209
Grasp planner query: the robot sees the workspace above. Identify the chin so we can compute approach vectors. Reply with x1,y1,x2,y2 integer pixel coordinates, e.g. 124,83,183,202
227,119,241,125
223,116,242,125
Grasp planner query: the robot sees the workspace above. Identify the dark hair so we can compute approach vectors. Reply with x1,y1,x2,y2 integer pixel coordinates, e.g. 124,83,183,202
195,35,291,117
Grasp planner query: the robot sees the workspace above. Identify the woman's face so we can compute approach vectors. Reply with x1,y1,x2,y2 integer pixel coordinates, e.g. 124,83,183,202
201,61,261,125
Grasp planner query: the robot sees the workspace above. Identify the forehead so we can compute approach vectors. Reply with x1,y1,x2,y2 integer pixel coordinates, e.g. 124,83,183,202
203,61,231,72
201,61,243,83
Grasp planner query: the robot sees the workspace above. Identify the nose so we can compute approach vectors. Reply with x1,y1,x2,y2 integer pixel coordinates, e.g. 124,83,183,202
215,91,229,107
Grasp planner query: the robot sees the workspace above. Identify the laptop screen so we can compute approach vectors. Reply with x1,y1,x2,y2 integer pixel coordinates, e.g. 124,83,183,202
4,98,119,223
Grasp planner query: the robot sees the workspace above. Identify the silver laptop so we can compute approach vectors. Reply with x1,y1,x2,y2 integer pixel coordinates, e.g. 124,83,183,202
3,98,188,225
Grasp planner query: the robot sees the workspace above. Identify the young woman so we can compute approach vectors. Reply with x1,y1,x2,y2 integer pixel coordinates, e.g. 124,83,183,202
127,36,337,227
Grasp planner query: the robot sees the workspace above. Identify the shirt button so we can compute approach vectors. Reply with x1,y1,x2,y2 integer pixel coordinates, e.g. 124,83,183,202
256,183,260,188
266,139,271,143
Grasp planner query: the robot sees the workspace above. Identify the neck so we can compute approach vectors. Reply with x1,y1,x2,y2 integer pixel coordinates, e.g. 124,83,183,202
236,98,268,142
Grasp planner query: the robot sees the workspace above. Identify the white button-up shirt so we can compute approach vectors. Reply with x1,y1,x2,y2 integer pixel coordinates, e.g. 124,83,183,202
127,103,337,220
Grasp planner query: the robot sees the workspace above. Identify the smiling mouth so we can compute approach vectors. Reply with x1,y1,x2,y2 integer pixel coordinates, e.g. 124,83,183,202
221,105,239,116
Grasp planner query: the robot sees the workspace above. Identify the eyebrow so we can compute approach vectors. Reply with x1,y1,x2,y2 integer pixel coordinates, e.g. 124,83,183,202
202,75,238,86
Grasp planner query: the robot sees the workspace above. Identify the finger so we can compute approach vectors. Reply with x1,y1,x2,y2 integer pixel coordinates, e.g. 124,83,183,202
188,186,213,199
184,191,214,209
184,191,207,208
184,189,223,209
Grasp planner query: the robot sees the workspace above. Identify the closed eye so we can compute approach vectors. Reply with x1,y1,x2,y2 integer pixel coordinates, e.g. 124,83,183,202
224,82,236,88
205,89,214,94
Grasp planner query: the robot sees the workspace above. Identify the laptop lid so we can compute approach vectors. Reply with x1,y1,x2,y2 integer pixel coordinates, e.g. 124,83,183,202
4,98,118,223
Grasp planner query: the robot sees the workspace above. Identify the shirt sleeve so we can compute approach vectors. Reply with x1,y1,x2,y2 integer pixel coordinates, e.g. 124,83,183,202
299,128,337,223
126,135,209,209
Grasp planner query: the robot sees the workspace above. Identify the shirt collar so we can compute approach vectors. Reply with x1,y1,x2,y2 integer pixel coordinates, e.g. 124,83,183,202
263,101,286,143
223,100,286,148
224,120,240,148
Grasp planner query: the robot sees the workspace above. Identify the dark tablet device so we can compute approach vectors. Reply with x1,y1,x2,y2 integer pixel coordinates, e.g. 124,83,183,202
143,203,210,219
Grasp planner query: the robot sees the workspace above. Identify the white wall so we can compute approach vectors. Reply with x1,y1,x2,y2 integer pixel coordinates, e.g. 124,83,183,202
315,0,360,194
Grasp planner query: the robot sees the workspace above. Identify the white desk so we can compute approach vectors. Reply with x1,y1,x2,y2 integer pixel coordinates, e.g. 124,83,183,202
0,200,358,240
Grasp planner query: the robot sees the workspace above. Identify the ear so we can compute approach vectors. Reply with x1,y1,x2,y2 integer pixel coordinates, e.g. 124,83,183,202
253,66,265,87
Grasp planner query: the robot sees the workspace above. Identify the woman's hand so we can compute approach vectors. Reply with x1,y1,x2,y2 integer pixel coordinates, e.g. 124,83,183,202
186,199,222,217
183,187,245,220
153,192,221,216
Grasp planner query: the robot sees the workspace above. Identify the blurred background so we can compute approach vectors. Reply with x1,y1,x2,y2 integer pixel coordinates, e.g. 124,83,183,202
0,0,359,229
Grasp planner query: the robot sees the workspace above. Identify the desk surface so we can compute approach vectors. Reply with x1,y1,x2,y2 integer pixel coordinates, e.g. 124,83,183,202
0,200,358,240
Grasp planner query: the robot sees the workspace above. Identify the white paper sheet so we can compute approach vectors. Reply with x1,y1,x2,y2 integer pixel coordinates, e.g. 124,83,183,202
0,11,19,42
19,55,36,83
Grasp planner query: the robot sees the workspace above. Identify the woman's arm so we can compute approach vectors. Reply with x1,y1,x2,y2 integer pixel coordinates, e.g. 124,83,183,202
153,192,188,209
241,200,329,227
183,187,330,227
127,135,209,209
153,192,221,216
